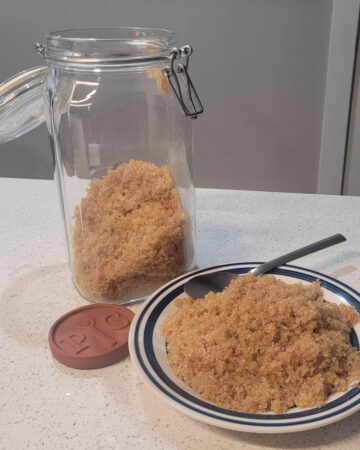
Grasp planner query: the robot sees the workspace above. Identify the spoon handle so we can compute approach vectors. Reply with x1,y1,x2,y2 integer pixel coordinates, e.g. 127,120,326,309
250,233,346,277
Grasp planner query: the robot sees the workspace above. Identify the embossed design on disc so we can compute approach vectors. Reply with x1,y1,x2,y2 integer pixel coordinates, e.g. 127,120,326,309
49,304,134,369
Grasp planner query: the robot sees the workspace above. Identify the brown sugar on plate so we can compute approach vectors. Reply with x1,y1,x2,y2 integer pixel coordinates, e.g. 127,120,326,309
160,274,360,414
73,159,192,302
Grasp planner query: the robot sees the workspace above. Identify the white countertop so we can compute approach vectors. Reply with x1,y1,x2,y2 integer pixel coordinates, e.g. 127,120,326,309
1,177,360,450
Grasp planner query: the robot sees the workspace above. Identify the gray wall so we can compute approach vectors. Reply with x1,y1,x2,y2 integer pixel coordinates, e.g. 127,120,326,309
0,0,332,193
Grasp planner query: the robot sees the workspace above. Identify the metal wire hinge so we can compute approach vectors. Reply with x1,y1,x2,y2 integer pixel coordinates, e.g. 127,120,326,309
163,45,204,119
34,42,45,57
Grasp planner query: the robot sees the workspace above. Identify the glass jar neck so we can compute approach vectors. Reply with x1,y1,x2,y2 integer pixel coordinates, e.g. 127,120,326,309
38,28,177,69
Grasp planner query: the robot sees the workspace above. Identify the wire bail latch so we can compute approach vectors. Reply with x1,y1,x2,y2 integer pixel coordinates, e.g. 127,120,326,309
163,45,203,119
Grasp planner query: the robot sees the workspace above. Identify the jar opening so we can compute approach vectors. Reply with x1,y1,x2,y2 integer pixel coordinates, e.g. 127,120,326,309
44,27,177,66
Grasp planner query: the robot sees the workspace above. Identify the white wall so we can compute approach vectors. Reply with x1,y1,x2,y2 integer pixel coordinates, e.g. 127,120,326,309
317,0,359,195
0,0,334,193
344,30,360,196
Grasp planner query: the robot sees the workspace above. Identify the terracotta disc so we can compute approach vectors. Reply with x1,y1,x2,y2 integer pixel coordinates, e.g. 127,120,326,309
49,304,134,369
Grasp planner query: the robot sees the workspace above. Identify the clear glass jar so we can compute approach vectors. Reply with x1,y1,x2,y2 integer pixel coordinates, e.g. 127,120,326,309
0,28,203,304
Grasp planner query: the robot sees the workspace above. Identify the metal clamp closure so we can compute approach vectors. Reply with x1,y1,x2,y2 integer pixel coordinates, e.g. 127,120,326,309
163,45,203,119
34,43,45,57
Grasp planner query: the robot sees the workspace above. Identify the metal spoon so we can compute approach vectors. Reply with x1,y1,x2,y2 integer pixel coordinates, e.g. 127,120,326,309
184,234,346,298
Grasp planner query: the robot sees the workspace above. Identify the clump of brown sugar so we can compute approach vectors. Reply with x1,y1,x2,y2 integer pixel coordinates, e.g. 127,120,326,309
73,160,192,302
160,274,360,413
147,69,169,94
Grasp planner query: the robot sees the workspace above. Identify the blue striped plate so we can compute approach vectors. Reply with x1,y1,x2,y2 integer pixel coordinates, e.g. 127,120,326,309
129,263,360,433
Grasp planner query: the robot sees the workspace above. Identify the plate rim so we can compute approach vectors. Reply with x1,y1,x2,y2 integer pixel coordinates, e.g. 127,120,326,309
129,263,360,433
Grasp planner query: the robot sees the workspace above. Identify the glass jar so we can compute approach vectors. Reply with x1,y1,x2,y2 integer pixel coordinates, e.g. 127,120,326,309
0,28,203,304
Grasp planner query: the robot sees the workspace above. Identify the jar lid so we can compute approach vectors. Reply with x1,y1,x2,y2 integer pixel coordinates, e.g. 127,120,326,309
0,66,48,146
48,304,134,369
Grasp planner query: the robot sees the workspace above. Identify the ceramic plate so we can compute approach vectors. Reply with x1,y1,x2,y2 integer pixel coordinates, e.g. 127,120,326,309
129,263,360,433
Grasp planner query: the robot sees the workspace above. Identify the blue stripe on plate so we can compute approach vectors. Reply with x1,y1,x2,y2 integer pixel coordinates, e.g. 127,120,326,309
133,263,360,427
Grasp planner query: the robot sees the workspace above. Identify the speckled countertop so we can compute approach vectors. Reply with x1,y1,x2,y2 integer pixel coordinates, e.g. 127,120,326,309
1,178,360,450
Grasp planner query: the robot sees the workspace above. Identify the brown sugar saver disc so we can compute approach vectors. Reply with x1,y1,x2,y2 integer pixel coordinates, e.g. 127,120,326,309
49,304,134,369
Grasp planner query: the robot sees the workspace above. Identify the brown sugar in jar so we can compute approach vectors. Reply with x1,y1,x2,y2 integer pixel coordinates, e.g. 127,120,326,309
72,159,193,302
